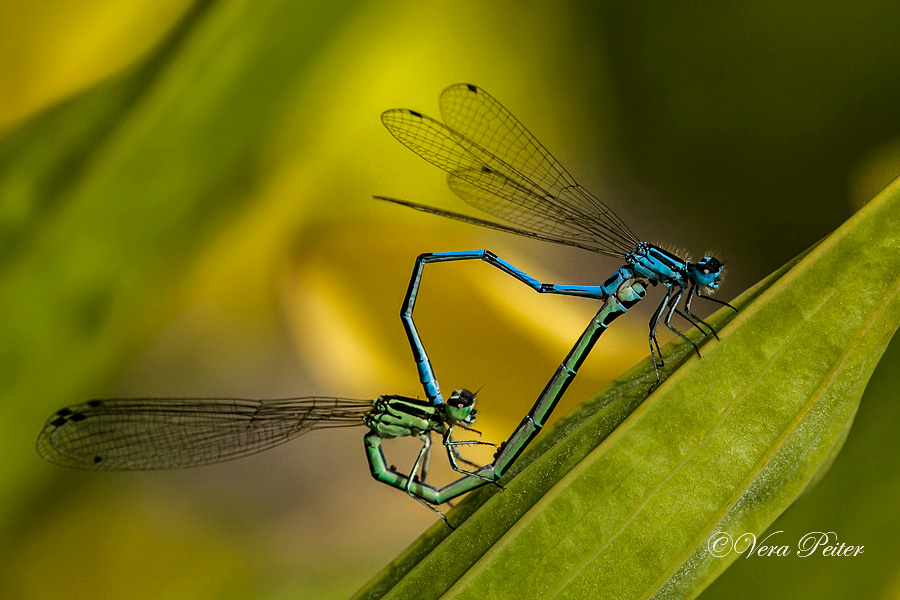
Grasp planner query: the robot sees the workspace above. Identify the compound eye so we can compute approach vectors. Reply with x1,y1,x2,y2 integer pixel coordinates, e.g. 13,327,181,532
448,388,475,408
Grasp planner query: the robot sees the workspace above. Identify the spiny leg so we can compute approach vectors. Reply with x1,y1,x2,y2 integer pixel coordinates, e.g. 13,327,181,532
648,292,671,384
446,434,497,470
449,444,485,470
651,335,664,366
406,435,453,527
676,287,717,338
449,448,502,489
692,287,738,313
663,288,702,359
683,285,725,339
454,442,506,491
676,307,717,338
677,306,718,339
406,434,431,491
418,431,433,482
443,430,497,483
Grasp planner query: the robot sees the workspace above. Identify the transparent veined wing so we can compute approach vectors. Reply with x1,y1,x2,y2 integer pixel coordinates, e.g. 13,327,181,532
375,195,608,254
440,84,638,250
37,397,373,470
381,84,640,257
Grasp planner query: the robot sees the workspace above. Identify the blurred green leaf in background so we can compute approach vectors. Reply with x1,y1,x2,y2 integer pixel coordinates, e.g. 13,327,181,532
1,1,900,599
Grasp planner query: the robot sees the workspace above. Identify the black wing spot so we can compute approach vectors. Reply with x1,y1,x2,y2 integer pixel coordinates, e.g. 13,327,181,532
69,413,87,422
466,84,477,93
56,408,73,417
482,166,494,174
408,110,422,118
50,417,68,427
93,456,103,464
86,400,103,408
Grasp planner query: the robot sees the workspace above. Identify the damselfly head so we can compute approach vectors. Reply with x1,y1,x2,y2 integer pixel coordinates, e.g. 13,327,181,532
445,388,477,424
688,256,725,292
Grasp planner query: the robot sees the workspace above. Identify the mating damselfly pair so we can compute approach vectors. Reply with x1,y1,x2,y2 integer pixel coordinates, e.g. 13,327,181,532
37,84,733,526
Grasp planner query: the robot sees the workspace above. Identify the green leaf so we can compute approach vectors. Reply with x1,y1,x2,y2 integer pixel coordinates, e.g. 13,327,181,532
354,175,900,600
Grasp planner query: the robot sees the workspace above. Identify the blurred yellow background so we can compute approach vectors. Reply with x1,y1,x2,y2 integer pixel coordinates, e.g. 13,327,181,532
2,1,900,598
